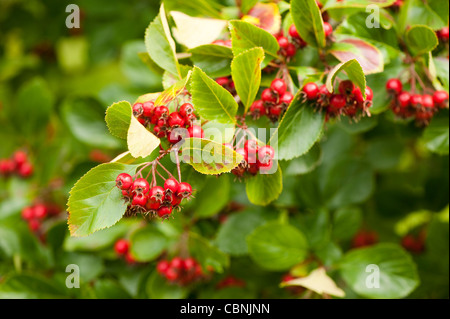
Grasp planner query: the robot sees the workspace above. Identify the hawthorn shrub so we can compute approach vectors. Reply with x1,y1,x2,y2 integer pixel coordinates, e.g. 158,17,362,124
0,0,449,299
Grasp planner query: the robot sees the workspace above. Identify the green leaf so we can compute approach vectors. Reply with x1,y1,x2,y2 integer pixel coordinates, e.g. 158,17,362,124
324,0,396,10
194,175,230,219
319,158,374,209
291,0,326,48
405,25,439,56
144,6,180,78
105,101,132,140
284,144,322,176
245,164,283,206
231,47,265,113
229,20,280,64
271,93,325,161
129,225,168,262
247,221,309,271
64,220,136,252
67,163,139,237
180,138,243,175
62,97,122,149
339,243,420,299
398,0,446,32
127,115,161,158
146,271,188,299
154,71,191,107
189,44,233,78
189,232,229,273
332,207,363,241
14,77,54,136
422,117,449,155
215,209,270,256
191,66,238,124
329,39,384,74
0,274,65,299
326,59,366,98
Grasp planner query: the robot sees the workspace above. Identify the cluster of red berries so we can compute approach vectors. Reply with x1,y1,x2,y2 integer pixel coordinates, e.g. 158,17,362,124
386,78,449,125
132,101,204,143
21,203,61,233
216,76,236,95
352,230,378,248
216,276,246,290
114,239,136,264
302,80,373,120
157,257,206,285
228,140,275,177
0,150,34,178
116,173,193,220
250,78,294,121
401,232,426,254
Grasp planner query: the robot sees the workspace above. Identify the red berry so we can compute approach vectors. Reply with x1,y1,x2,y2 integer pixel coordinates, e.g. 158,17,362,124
289,24,299,39
18,162,33,178
177,182,193,199
132,193,148,207
280,91,294,105
261,88,277,104
167,193,182,206
154,106,169,119
149,186,165,202
183,257,196,271
365,86,374,101
0,159,15,175
28,219,41,232
142,101,155,117
323,22,333,37
244,140,259,164
397,92,411,108
125,252,136,264
277,36,290,49
302,82,319,100
422,94,435,109
157,260,170,274
438,26,449,41
168,112,186,128
153,125,167,138
145,198,161,211
284,43,297,57
131,178,150,195
269,105,283,117
235,148,248,164
164,178,179,194
170,257,184,269
386,79,403,95
258,145,275,164
179,103,194,117
167,129,184,144
339,80,355,96
122,190,130,197
248,162,260,175
410,94,423,108
318,84,331,99
250,100,266,117
114,239,129,255
433,90,449,108
13,151,28,168
165,268,179,281
271,79,287,96
132,103,144,117
352,87,364,103
21,207,34,220
157,206,173,218
216,77,230,87
329,94,347,111
33,204,48,219
116,173,133,190
188,125,204,139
